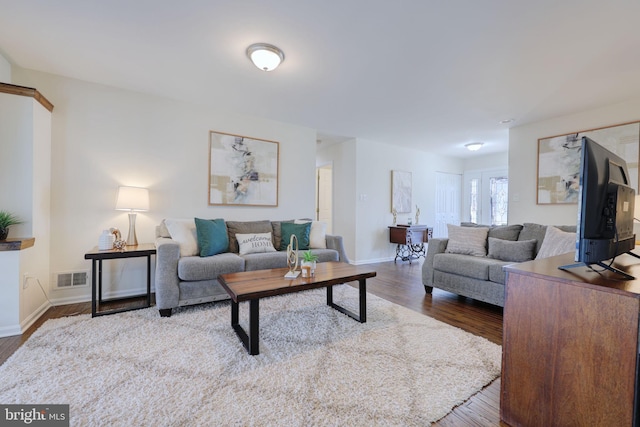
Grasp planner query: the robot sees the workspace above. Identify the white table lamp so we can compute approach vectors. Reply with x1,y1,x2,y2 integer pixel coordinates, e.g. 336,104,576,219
115,186,149,246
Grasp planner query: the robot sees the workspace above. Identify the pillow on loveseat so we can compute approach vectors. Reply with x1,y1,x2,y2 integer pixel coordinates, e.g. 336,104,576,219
535,226,576,259
445,224,489,256
488,237,537,262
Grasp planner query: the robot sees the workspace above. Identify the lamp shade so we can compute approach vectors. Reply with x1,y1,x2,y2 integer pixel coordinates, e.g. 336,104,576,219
115,186,149,211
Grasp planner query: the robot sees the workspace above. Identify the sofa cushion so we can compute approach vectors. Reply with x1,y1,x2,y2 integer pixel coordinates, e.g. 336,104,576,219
462,223,522,241
488,237,537,262
488,261,514,285
280,222,311,250
518,223,548,255
226,220,273,253
165,218,198,257
535,226,576,259
445,224,489,256
488,224,523,241
236,232,277,255
195,218,228,257
242,251,289,271
177,252,245,281
433,253,495,280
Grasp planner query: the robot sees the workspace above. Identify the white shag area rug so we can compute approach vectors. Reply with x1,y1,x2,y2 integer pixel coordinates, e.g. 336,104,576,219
0,285,501,426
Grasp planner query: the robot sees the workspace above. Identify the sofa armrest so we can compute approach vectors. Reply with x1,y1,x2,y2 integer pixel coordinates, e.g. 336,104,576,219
155,237,181,310
422,238,449,287
325,234,350,264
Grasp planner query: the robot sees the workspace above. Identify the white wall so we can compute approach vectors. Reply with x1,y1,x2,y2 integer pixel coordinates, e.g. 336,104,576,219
509,98,640,225
319,138,463,263
317,139,357,261
13,68,317,304
0,91,51,334
463,151,508,172
0,52,11,83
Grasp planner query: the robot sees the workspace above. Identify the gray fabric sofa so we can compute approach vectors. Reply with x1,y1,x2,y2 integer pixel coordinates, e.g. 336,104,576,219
155,219,349,317
422,223,576,307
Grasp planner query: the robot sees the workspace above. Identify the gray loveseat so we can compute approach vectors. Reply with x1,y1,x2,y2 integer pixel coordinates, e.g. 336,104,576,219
422,223,576,307
155,219,349,317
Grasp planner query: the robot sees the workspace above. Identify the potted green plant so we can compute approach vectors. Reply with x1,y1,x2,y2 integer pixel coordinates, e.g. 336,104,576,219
301,250,318,277
0,210,23,241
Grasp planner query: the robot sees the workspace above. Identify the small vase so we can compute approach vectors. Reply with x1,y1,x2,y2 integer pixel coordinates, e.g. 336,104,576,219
98,230,115,250
0,228,8,241
301,261,316,277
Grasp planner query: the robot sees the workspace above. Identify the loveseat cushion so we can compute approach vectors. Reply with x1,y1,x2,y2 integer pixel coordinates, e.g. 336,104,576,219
488,237,537,262
488,224,523,241
177,253,244,281
518,223,548,255
242,248,339,271
433,253,496,281
226,220,273,253
488,261,514,284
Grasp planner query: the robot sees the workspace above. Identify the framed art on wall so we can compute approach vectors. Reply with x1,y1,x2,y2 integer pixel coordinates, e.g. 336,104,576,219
391,170,412,213
537,121,640,204
209,131,279,206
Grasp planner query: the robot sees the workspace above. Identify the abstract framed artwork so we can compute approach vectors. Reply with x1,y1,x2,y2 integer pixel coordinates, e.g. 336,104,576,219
208,131,279,206
537,121,640,204
391,170,412,213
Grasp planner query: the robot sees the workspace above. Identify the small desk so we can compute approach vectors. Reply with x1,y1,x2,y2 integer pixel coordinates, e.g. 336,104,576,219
84,243,156,317
388,225,433,263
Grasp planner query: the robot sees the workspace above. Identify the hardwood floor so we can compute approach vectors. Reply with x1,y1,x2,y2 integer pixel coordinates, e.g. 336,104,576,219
0,260,504,426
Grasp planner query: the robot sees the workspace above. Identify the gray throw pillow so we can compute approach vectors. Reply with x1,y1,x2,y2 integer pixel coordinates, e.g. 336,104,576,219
445,224,489,256
488,237,536,262
535,226,576,259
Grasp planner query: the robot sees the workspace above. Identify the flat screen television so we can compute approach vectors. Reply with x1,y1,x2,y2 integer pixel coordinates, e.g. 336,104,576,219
559,136,638,279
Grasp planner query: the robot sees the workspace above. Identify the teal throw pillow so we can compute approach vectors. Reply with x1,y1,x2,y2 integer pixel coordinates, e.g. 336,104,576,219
280,222,311,251
195,218,229,257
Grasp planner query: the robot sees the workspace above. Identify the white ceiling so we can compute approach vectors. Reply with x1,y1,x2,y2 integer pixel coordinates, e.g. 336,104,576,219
1,0,639,158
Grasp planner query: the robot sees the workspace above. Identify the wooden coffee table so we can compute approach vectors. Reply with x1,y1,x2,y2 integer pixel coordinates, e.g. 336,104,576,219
218,262,377,355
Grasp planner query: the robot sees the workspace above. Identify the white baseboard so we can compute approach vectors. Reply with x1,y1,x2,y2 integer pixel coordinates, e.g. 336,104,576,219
0,300,51,338
49,287,154,306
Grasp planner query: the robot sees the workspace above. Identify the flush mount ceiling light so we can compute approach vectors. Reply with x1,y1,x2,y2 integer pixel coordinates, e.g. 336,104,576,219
246,43,285,71
465,142,484,151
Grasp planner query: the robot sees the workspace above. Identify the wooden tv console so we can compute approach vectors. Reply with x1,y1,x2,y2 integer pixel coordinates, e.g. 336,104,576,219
501,252,640,426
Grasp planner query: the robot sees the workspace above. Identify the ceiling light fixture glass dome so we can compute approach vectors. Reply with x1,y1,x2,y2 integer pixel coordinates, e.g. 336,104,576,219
246,43,285,71
465,142,484,151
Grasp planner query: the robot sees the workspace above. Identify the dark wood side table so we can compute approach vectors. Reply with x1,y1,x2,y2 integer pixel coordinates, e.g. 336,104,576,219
84,243,156,317
388,225,433,263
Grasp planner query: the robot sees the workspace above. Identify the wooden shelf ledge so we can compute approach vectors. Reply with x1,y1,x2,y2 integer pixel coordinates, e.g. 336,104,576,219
0,238,35,251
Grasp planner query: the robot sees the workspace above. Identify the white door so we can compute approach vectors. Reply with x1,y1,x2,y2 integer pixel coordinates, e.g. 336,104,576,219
316,165,333,234
434,172,462,237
